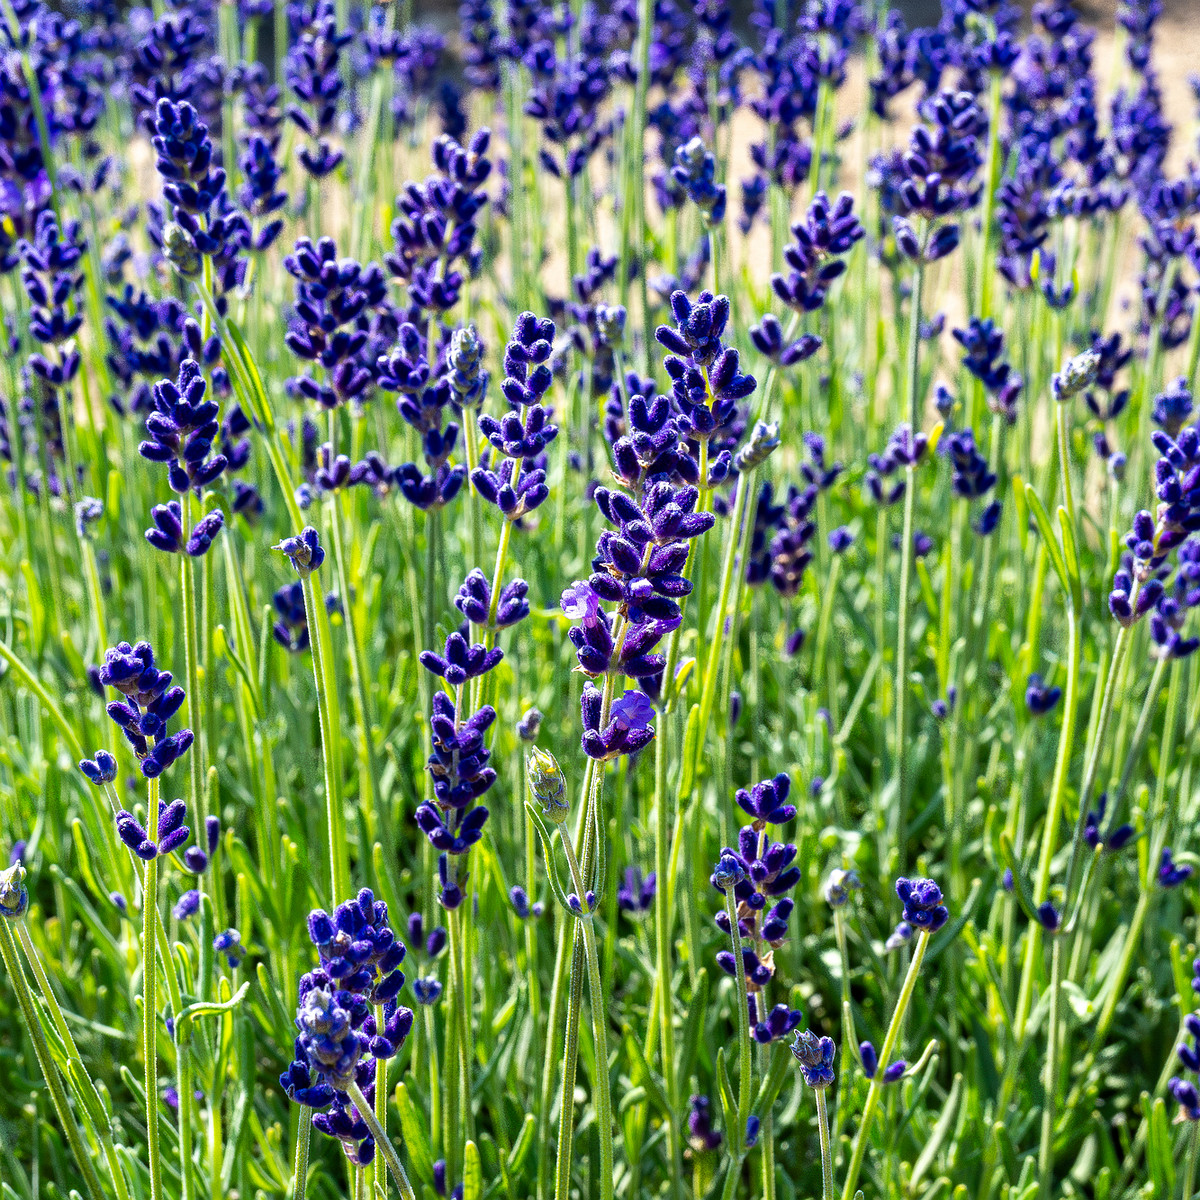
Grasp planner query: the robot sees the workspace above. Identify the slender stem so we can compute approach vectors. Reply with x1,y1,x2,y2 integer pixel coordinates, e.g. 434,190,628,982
178,1038,195,1200
0,919,105,1200
892,258,926,868
1060,615,1137,919
815,1088,835,1200
182,494,206,831
375,1003,389,1197
554,927,586,1200
326,412,382,827
840,930,930,1200
652,717,683,1199
538,908,573,1200
695,463,758,765
1184,1118,1199,1200
144,773,163,1200
292,1110,312,1200
347,1079,416,1200
301,571,349,903
1037,937,1063,1199
723,887,753,1134
561,829,615,1200
1015,604,1080,1041
1055,397,1077,534
16,915,134,1200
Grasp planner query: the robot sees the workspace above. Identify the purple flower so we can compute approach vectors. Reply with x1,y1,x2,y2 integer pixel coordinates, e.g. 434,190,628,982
896,877,949,933
790,1029,836,1088
1160,847,1193,888
1025,673,1062,716
735,773,794,827
275,527,325,577
560,581,601,625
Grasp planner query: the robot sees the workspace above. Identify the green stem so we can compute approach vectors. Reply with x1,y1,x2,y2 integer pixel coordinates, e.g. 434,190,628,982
652,717,683,1199
723,887,753,1135
1014,603,1080,1041
840,929,930,1200
1184,1118,1199,1200
144,773,163,1200
561,829,615,1200
554,928,586,1200
301,571,349,903
538,908,573,1200
892,257,926,867
0,918,105,1200
815,1088,835,1200
375,1003,389,1197
182,494,207,830
1037,937,1063,1199
347,1080,416,1200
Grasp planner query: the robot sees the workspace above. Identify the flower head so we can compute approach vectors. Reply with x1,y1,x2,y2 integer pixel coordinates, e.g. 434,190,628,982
0,862,28,919
895,877,949,932
276,527,326,576
790,1029,836,1088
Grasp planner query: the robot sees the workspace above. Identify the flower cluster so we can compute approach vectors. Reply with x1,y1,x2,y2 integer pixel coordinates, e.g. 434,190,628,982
1109,416,1200,634
281,890,414,1164
139,358,227,558
770,191,864,314
656,290,756,478
865,424,928,507
942,428,1000,534
561,473,713,725
711,774,803,1044
378,322,466,511
472,311,556,522
672,136,726,226
790,1029,836,1088
152,99,238,273
954,318,1023,424
0,862,29,920
386,129,491,318
98,641,194,778
1172,1012,1200,1120
114,797,189,862
895,876,949,933
285,0,351,179
887,90,985,263
415,625,501,907
285,235,385,411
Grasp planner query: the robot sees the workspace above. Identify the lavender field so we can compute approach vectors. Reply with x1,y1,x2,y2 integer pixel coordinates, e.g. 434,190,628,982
0,1,1197,1198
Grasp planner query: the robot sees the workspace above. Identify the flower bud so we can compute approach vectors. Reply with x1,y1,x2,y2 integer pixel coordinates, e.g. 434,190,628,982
527,746,568,824
0,862,29,919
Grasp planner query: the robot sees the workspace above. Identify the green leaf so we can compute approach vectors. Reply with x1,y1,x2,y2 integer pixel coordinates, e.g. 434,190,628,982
909,1073,961,1189
751,1042,792,1122
212,623,262,717
1147,1093,1174,1197
394,1083,435,1185
915,556,939,622
175,982,250,1041
677,703,700,800
1057,506,1084,611
505,1114,535,1177
463,1140,483,1200
1024,484,1070,597
524,801,577,918
1060,980,1096,1023
716,1046,740,1156
995,1119,1019,1185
